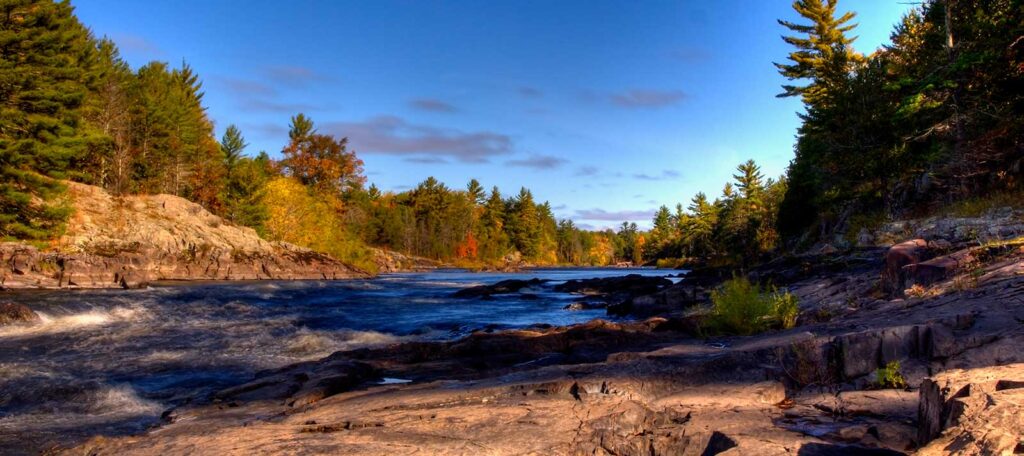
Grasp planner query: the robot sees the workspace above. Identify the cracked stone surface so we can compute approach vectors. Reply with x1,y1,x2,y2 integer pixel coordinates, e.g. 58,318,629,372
62,238,1024,455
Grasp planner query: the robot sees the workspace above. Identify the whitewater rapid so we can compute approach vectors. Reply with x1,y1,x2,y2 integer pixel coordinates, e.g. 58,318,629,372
0,268,676,453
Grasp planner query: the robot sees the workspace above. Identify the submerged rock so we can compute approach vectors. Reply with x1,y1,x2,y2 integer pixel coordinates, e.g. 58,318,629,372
0,301,40,326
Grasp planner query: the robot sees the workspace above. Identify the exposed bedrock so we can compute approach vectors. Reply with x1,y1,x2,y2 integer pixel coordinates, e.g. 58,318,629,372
0,182,364,289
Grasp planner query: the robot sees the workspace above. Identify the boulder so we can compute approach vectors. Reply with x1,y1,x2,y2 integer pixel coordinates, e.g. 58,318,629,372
0,301,40,326
856,228,875,248
553,274,671,296
902,248,978,289
563,301,605,311
452,278,547,298
610,281,705,318
881,239,931,295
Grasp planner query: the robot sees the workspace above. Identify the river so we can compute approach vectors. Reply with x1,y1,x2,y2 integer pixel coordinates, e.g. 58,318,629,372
0,268,678,453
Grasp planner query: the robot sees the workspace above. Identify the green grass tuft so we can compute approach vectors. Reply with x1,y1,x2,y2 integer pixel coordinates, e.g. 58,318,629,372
873,361,908,389
705,276,800,336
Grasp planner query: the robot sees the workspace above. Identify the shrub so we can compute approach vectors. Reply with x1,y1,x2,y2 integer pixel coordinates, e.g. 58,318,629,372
262,177,379,274
706,276,800,335
872,361,907,389
655,258,686,269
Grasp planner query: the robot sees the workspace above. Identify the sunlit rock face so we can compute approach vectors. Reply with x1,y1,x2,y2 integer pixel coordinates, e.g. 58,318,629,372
0,182,364,290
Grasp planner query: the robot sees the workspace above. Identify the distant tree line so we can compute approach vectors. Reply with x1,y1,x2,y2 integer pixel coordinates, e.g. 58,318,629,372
0,0,645,269
643,160,787,266
3,0,1020,270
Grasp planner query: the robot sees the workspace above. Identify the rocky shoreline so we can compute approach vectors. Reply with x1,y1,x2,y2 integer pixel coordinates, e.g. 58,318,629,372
61,213,1024,455
5,195,1023,454
0,183,366,290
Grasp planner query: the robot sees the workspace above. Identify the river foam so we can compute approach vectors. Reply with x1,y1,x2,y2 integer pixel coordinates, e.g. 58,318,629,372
0,267,679,453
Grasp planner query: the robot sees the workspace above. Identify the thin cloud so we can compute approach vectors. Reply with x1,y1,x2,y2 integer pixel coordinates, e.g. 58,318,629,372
110,33,163,56
214,77,277,97
505,154,568,170
610,89,686,108
404,156,449,164
517,87,543,98
575,166,599,177
409,98,457,113
244,122,288,138
574,208,657,221
575,222,609,231
238,99,322,114
264,65,333,86
323,115,512,163
632,170,681,181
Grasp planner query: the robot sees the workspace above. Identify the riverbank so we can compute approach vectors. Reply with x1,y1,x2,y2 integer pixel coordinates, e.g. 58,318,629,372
62,228,1024,454
0,182,366,290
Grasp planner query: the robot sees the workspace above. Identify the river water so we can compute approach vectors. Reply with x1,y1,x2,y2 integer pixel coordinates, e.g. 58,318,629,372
0,268,677,453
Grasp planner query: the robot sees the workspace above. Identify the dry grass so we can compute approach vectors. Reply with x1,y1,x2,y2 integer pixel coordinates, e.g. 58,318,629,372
942,189,1024,218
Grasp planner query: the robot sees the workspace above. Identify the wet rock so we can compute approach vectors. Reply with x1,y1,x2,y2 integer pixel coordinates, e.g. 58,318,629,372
563,301,605,311
557,274,673,318
554,274,671,296
452,278,547,298
611,281,705,318
0,301,40,326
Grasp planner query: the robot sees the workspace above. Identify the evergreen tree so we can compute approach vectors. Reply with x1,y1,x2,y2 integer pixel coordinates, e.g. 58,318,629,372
475,186,508,260
220,124,247,178
733,159,765,202
466,178,484,205
774,0,861,107
685,192,717,258
508,187,540,258
0,0,95,239
79,37,134,192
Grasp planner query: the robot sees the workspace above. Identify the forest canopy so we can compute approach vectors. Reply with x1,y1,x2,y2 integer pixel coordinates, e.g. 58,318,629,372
1,0,1021,270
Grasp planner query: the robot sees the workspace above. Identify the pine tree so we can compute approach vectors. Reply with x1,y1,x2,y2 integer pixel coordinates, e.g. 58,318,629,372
220,124,247,178
478,186,509,260
79,37,134,192
0,0,95,239
466,178,484,205
775,0,861,107
685,192,717,258
508,187,540,258
733,159,765,202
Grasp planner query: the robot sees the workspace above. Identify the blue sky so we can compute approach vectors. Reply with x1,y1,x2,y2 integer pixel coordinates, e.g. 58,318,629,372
74,0,911,230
